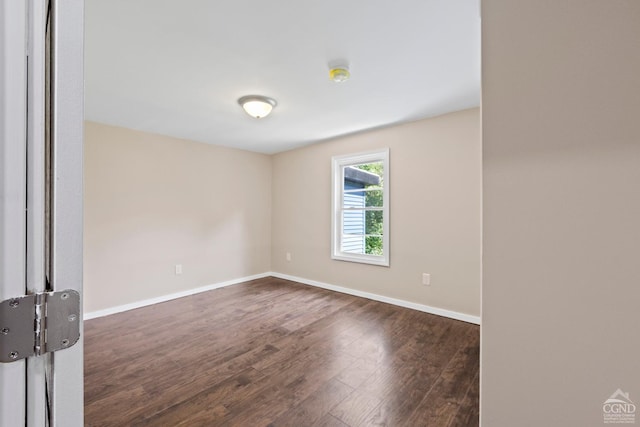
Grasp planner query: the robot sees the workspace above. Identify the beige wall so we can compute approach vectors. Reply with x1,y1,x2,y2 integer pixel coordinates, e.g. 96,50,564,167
272,109,481,317
84,122,272,313
482,1,640,426
85,110,481,318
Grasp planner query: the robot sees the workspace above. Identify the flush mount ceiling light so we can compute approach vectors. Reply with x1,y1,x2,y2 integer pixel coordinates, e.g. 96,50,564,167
329,66,350,83
238,95,277,119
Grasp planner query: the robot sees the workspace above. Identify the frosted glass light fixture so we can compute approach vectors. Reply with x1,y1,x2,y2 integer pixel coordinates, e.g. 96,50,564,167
238,95,277,119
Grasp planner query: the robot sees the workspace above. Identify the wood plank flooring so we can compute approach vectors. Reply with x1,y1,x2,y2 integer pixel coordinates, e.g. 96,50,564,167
84,277,479,426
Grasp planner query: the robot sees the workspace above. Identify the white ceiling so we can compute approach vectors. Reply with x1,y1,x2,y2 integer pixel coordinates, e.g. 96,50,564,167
85,0,480,154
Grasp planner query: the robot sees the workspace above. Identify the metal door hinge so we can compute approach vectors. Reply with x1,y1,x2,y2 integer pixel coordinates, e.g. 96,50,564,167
0,290,80,363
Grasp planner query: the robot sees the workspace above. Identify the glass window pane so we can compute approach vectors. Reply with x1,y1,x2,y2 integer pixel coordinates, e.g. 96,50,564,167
342,234,365,254
352,161,384,188
343,210,365,236
365,210,383,235
342,189,383,208
343,189,365,209
364,190,383,207
343,162,383,192
365,236,383,256
332,149,388,265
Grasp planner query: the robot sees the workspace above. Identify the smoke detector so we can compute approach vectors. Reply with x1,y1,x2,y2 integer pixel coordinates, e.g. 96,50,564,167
329,66,351,83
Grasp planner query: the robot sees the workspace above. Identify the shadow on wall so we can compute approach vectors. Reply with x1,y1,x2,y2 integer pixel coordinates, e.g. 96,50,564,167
83,121,272,313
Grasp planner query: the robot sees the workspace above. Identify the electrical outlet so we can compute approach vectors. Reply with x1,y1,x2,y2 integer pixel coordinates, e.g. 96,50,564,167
422,273,431,286
175,264,183,275
286,252,291,262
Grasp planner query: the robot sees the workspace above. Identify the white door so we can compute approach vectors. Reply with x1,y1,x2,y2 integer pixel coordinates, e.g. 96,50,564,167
0,1,84,426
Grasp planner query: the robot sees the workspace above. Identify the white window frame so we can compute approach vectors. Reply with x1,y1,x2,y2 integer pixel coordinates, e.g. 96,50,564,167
331,148,390,266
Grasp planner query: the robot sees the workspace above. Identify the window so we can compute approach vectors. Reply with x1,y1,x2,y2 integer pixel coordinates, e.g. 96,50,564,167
332,149,389,266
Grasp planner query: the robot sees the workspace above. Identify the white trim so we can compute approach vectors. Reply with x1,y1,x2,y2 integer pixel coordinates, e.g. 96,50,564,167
332,148,390,267
84,272,271,320
0,2,28,424
26,1,49,425
50,1,85,424
84,271,480,325
270,272,481,325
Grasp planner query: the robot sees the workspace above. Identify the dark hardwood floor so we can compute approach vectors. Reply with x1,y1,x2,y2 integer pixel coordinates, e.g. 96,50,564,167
84,277,479,426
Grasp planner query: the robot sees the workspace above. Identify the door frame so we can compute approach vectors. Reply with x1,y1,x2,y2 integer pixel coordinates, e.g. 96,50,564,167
48,0,84,423
0,1,84,426
0,2,29,426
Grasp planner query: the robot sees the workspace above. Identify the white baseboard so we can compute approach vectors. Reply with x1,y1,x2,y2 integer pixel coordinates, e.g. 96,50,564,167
269,272,481,325
83,272,271,320
84,271,480,325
